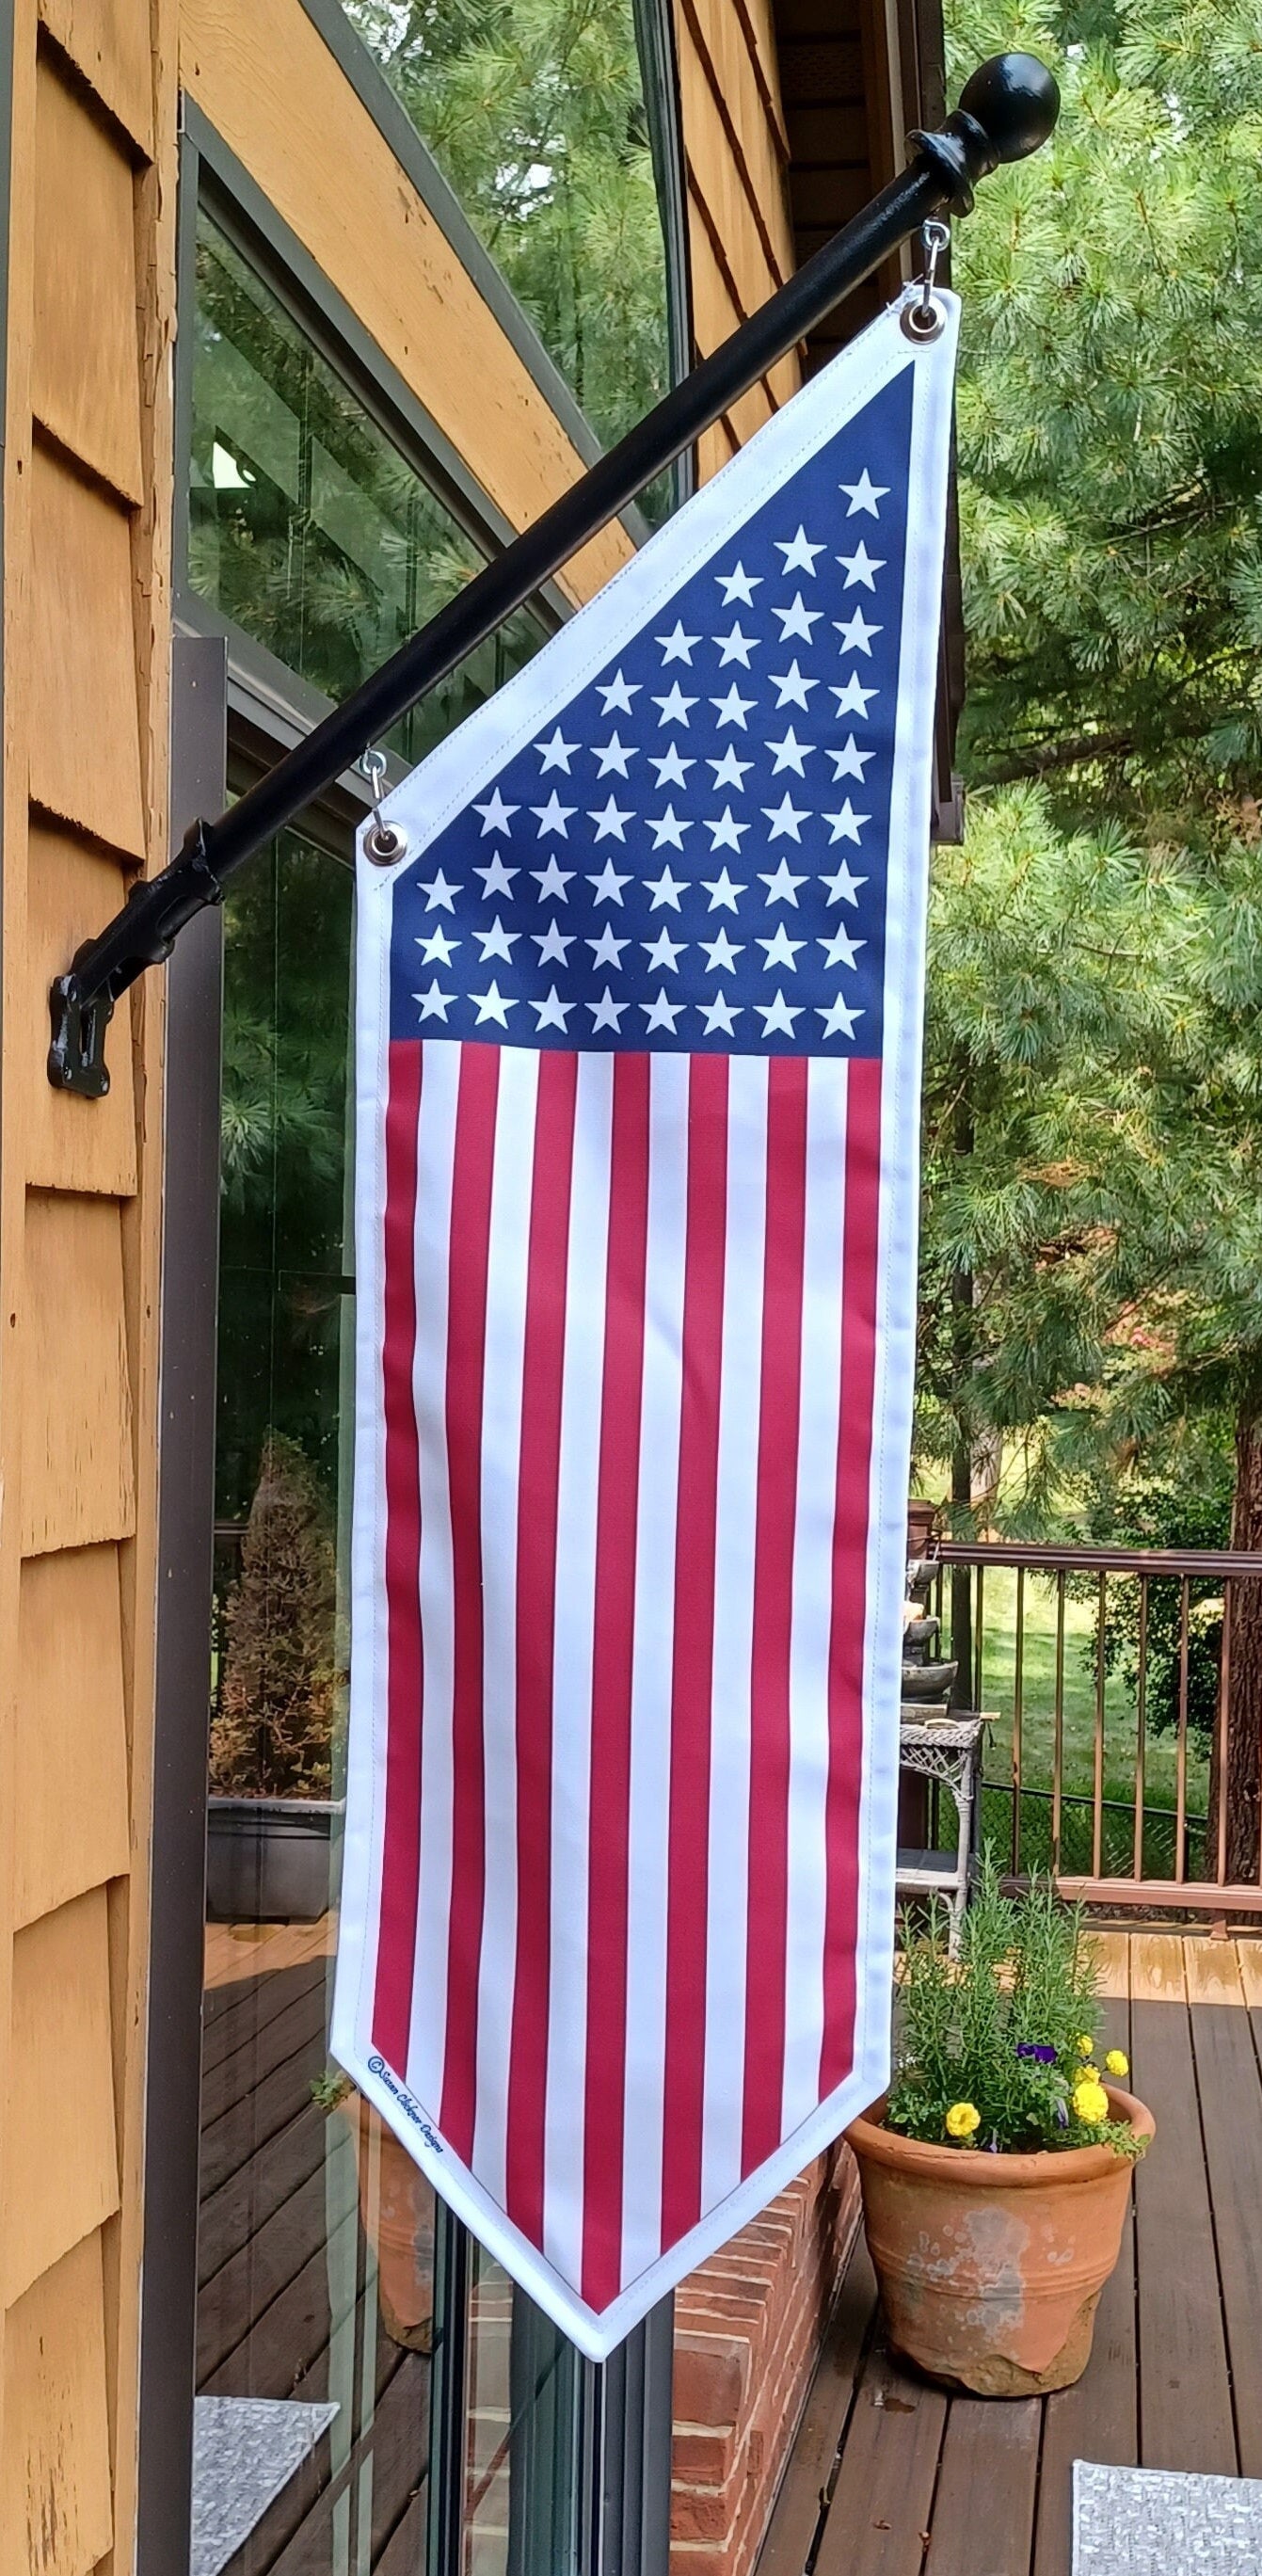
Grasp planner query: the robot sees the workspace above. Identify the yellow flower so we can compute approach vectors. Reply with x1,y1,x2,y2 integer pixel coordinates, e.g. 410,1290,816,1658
1072,2077,1110,2125
1105,2049,1129,2079
1079,2065,1101,2083
945,2101,982,2140
1077,2034,1095,2057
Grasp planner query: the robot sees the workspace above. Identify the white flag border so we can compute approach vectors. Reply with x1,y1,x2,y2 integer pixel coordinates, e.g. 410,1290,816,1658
333,286,959,2362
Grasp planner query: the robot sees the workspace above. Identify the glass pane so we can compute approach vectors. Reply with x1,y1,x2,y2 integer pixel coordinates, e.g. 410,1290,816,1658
339,0,676,520
188,208,547,763
462,2251,584,2576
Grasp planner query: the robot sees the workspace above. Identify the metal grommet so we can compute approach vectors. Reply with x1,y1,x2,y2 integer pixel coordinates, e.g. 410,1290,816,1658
901,293,947,343
361,747,408,866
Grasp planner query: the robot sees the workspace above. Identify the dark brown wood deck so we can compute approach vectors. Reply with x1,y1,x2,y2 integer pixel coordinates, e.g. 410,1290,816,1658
198,1918,433,2574
758,1933,1262,2576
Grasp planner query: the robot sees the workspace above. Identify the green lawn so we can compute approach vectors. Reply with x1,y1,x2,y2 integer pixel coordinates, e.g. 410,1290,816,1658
935,1569,1211,1880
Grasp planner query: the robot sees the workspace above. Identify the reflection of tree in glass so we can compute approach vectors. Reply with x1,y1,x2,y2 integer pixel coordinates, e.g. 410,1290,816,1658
212,1432,339,1798
343,0,672,509
190,216,546,760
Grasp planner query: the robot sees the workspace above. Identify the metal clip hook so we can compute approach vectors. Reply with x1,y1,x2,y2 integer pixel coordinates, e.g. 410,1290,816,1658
901,218,950,343
361,747,407,865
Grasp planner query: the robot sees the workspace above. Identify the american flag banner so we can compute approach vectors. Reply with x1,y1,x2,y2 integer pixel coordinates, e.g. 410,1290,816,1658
333,290,959,2357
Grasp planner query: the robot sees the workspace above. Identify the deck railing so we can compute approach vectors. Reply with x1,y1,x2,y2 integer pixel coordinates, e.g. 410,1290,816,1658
935,1542,1262,1917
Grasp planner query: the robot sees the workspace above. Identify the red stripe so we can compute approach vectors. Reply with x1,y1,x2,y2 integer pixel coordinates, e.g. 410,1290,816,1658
438,1043,502,2158
373,1039,424,2069
581,1051,652,2312
821,1059,882,2095
661,1054,729,2254
741,1056,809,2175
504,1050,580,2243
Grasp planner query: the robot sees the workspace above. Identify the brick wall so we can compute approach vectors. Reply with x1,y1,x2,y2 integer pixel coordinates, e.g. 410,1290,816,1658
671,2146,861,2576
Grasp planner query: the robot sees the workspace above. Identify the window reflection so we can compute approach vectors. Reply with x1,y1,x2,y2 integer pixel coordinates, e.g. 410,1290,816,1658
189,210,547,762
341,0,676,520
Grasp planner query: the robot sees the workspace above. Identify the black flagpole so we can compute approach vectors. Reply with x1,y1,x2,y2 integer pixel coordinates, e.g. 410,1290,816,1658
49,51,1057,1097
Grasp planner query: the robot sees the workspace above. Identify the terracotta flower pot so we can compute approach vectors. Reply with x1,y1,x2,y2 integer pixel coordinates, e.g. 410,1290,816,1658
844,2084,1155,2396
339,2093,436,2353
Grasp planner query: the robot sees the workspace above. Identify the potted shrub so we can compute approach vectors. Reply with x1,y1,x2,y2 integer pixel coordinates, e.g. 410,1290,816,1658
845,1859,1154,2395
206,1433,343,1921
313,2072,435,2353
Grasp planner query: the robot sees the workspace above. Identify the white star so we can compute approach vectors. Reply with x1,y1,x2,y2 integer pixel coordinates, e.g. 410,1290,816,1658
838,540,884,591
471,981,518,1027
647,805,692,851
702,867,746,912
598,669,640,714
769,661,817,711
835,608,881,656
414,979,455,1022
832,673,879,719
775,525,827,575
532,985,573,1031
534,920,575,964
650,744,695,788
645,865,687,910
822,859,867,907
587,858,631,905
819,926,865,969
713,621,758,667
589,794,632,841
705,807,748,852
759,858,807,905
533,856,574,902
701,929,743,972
818,995,864,1038
711,683,756,729
642,988,685,1032
416,925,459,965
474,787,518,836
653,681,696,727
474,852,518,900
532,791,575,837
824,800,869,844
839,469,888,518
773,592,823,644
474,916,520,963
656,619,700,664
699,992,743,1035
758,923,807,971
829,735,876,781
762,792,808,842
535,726,578,773
716,561,760,605
593,732,636,777
588,986,628,1031
708,745,753,790
643,926,687,973
767,728,814,776
588,923,630,968
420,870,461,912
757,990,804,1038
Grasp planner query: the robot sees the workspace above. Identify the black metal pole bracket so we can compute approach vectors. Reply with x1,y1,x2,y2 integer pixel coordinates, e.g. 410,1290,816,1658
48,50,1058,1097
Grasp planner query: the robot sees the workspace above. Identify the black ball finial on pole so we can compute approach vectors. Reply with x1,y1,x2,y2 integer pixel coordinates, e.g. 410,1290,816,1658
912,51,1060,212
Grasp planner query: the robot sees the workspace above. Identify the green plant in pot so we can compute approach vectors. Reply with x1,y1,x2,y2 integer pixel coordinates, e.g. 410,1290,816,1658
845,1857,1154,2396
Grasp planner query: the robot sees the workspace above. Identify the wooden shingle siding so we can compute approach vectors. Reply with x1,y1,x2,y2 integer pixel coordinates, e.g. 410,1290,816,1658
672,0,800,473
0,0,174,2563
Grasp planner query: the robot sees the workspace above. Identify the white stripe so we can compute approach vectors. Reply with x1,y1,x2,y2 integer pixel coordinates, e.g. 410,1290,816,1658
699,1057,768,2212
618,1051,690,2290
781,1059,850,2136
471,1048,539,2201
542,1054,614,2286
403,1041,462,2114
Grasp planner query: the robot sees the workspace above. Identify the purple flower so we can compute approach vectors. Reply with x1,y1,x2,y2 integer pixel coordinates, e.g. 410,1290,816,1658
1016,2042,1057,2065
1054,2098,1069,2128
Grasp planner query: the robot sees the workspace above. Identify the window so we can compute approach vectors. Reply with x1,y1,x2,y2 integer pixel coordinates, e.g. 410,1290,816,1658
339,0,682,518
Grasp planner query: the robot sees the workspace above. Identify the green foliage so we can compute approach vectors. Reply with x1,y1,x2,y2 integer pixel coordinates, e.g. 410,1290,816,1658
1090,1444,1233,1749
343,0,673,499
887,1855,1143,2155
211,1433,340,1800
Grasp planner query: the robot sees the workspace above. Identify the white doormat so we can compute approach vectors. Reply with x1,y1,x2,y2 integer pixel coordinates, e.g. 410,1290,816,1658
191,2395,340,2576
1074,2462,1262,2572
